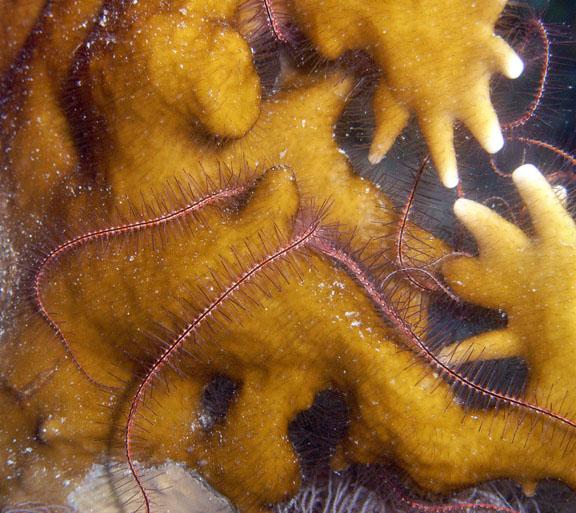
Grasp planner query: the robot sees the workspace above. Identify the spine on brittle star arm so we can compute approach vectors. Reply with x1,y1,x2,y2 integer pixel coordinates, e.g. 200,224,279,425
124,216,322,513
263,0,290,45
311,241,576,435
33,181,249,390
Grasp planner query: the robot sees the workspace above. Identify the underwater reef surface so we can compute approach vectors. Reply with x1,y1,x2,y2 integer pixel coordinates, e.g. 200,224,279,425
1,0,576,512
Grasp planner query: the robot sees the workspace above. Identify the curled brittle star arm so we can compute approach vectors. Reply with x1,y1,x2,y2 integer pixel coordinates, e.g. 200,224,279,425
34,181,249,389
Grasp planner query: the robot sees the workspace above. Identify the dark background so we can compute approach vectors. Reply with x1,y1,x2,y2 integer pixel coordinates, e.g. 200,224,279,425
514,0,575,151
541,0,576,22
